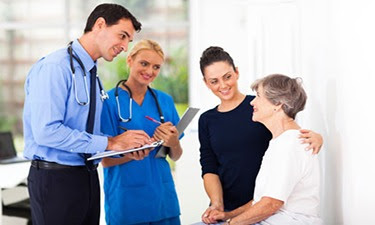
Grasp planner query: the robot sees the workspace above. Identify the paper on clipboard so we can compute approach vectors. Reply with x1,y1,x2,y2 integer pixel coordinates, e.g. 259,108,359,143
155,107,200,158
87,140,164,161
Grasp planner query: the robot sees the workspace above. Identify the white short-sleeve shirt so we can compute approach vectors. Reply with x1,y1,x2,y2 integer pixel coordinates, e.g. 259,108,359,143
253,129,322,224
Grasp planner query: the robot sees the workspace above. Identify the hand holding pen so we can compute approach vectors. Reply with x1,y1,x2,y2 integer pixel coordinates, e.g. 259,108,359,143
152,121,179,148
107,126,151,152
117,125,155,160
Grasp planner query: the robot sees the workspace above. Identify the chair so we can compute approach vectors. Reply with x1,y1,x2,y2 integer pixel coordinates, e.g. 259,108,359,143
1,182,32,225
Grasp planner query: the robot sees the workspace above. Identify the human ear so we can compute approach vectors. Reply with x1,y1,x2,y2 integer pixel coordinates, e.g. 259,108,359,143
93,17,106,30
235,67,239,79
203,77,211,88
127,56,133,67
274,103,283,112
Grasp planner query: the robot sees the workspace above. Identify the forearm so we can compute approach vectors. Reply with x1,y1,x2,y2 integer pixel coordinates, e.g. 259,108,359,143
168,141,183,161
101,155,132,167
203,173,224,208
225,201,253,220
32,121,107,154
230,197,283,225
106,136,118,150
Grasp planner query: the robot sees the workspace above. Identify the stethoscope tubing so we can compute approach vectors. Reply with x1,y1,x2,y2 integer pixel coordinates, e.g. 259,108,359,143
115,79,164,123
68,41,109,106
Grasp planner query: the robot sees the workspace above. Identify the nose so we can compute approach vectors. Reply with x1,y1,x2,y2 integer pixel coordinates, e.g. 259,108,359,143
146,66,153,75
219,80,227,89
120,40,129,52
250,99,255,106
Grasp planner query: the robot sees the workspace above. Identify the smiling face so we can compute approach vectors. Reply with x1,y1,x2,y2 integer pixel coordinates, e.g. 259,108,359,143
127,49,164,86
203,61,239,102
250,84,276,123
95,18,136,61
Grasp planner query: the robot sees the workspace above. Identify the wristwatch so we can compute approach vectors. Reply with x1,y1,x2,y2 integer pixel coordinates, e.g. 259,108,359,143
226,218,231,225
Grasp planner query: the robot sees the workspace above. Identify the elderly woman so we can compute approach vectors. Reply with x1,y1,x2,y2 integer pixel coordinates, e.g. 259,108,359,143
209,74,322,225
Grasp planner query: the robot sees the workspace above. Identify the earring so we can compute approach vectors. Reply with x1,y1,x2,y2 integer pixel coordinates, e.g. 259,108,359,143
274,108,277,111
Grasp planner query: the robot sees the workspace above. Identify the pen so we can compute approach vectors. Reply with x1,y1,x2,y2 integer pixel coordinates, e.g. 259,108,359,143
118,126,128,131
145,116,162,125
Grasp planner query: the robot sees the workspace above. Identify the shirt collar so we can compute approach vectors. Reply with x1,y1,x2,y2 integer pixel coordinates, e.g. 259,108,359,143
71,39,97,72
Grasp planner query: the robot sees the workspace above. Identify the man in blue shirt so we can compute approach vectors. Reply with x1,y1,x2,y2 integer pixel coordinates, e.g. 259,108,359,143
23,4,150,225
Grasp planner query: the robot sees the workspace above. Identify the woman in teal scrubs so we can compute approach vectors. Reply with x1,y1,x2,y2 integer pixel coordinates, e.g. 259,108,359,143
101,39,183,225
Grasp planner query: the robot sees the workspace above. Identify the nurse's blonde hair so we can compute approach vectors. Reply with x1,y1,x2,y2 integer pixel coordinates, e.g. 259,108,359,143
128,39,164,60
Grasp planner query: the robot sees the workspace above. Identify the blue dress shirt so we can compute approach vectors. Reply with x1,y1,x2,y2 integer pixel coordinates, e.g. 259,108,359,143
23,39,108,166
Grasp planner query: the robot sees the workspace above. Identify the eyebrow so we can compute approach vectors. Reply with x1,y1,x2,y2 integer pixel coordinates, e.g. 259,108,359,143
207,71,232,81
222,71,231,77
121,31,132,40
140,60,162,67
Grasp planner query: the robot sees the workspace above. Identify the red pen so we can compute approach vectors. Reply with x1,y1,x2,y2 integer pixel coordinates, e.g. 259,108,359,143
145,116,162,125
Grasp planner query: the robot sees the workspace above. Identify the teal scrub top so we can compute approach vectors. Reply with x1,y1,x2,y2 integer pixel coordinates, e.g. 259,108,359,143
101,87,181,225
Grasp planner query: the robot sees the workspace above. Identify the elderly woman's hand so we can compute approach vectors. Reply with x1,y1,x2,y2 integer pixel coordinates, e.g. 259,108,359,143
299,129,323,154
201,204,224,224
209,209,229,222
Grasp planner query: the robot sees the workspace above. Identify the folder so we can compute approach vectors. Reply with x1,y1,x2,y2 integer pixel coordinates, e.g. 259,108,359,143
87,140,164,161
155,107,200,158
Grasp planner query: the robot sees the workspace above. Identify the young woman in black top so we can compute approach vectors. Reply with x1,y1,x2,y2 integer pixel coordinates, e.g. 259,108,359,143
198,46,323,224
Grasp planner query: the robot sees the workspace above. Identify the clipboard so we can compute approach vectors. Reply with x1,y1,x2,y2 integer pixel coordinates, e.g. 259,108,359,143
87,140,164,161
155,107,200,158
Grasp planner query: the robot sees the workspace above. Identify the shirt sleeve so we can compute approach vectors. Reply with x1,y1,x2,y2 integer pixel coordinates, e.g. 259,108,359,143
28,62,107,154
199,113,219,177
258,141,302,202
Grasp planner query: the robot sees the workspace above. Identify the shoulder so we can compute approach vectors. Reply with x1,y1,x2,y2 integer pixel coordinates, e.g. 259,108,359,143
105,88,118,104
272,130,308,155
241,95,255,107
27,47,70,82
150,88,176,110
151,88,173,101
198,107,219,126
200,107,217,119
31,48,70,75
40,47,69,67
107,87,116,95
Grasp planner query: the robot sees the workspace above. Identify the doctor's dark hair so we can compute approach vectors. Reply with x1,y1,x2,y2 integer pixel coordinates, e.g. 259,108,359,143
199,46,236,76
251,74,307,119
84,3,142,33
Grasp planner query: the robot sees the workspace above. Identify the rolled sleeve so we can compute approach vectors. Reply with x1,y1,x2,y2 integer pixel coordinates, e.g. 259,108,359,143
86,135,108,154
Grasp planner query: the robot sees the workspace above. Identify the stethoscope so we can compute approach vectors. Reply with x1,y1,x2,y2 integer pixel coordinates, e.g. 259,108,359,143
114,79,164,123
68,41,109,106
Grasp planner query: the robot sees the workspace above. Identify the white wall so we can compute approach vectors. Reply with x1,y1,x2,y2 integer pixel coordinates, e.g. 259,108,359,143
179,0,375,224
299,0,375,224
